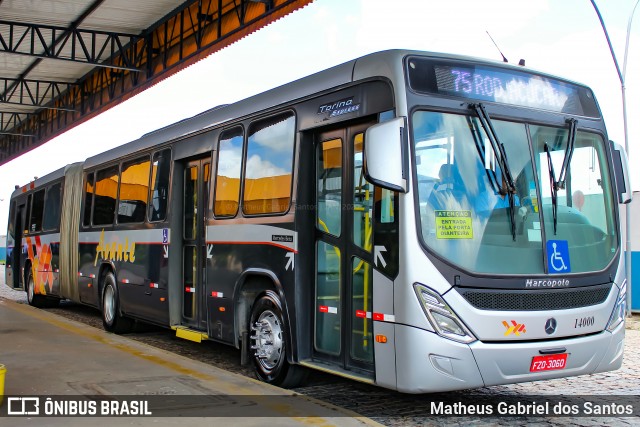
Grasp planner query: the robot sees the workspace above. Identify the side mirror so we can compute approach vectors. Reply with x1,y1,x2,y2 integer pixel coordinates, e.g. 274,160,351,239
610,141,632,204
364,117,407,192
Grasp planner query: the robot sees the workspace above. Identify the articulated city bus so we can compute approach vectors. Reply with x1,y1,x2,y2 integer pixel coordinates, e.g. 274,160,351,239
5,50,632,392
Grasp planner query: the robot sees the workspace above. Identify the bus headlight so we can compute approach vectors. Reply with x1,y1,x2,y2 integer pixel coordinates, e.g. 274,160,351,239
606,280,627,332
413,284,476,344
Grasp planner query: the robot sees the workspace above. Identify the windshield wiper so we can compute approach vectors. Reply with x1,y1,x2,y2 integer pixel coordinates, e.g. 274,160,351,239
544,143,559,235
544,118,577,235
558,118,577,190
470,103,517,240
467,116,501,195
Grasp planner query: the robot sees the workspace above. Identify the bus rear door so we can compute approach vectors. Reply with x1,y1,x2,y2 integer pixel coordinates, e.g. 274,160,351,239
180,157,211,331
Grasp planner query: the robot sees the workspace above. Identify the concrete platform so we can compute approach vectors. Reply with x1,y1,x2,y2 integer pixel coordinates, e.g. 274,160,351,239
0,296,379,426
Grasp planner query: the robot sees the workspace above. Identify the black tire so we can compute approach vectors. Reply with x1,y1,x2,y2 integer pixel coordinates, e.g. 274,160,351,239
249,291,307,388
25,269,46,308
44,297,60,308
101,272,133,334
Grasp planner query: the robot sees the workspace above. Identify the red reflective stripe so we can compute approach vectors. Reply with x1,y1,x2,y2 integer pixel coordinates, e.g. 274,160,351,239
356,310,366,318
319,305,329,313
373,313,384,321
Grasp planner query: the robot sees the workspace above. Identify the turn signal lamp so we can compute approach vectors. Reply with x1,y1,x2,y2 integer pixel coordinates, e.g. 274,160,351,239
375,334,387,343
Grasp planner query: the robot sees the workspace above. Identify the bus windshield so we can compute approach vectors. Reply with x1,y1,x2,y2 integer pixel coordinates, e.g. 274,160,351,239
412,110,618,275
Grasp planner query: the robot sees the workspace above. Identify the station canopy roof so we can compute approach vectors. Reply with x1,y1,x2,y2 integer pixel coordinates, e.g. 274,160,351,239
0,0,313,167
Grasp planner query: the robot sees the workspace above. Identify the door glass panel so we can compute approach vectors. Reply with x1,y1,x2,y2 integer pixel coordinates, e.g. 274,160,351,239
351,257,373,363
353,133,373,251
204,163,210,218
317,138,342,236
184,166,198,239
315,241,341,355
183,246,196,318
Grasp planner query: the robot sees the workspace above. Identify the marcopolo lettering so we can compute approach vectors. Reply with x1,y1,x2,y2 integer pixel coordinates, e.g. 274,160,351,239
525,279,570,288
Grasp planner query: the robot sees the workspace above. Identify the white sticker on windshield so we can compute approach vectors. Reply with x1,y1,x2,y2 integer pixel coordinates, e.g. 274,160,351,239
528,229,542,242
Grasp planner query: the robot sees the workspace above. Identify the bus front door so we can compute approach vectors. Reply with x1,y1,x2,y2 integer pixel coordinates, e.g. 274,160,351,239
314,122,379,377
181,158,210,331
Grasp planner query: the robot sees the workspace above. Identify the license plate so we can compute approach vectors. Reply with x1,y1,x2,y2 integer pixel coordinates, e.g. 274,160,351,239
530,353,568,372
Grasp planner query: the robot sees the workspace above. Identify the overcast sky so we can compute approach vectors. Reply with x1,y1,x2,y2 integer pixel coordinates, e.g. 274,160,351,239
1,0,638,229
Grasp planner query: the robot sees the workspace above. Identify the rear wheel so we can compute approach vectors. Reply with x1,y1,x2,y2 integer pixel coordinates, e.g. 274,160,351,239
101,272,133,334
25,269,46,308
249,291,307,388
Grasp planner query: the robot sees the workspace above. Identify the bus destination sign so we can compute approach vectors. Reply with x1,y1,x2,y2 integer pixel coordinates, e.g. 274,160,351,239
407,57,599,117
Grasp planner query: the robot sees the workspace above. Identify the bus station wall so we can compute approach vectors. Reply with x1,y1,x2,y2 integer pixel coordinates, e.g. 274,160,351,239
0,235,5,264
625,192,640,311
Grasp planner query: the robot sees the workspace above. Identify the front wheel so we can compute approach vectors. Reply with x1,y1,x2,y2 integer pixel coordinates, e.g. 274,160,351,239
249,291,306,388
101,272,133,334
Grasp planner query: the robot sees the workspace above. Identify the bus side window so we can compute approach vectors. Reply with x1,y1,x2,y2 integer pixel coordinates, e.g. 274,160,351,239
214,127,243,217
83,172,94,227
242,112,295,215
93,165,119,226
43,182,62,231
149,149,171,222
30,189,45,233
118,156,151,224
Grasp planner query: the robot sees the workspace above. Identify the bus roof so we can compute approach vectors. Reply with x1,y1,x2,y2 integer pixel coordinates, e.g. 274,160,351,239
10,162,83,198
78,49,595,169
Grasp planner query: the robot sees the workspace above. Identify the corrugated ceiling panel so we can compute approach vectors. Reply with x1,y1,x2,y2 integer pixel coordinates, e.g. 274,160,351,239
0,52,34,74
82,0,184,33
0,0,91,26
30,59,94,82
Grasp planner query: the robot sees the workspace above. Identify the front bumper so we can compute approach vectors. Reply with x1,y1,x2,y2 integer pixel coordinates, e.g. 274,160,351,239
393,321,624,393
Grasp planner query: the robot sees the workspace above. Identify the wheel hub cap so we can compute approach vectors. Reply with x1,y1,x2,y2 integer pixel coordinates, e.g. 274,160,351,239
251,310,283,370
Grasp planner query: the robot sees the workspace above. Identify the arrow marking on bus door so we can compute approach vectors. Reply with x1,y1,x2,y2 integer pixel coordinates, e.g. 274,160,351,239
374,245,387,268
207,244,213,259
285,252,295,271
163,245,169,259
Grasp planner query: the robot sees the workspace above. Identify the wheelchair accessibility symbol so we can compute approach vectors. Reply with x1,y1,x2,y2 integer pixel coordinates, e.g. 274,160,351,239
546,240,571,274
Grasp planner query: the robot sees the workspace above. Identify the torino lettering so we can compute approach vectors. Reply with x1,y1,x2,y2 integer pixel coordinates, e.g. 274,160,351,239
318,98,354,113
94,230,136,266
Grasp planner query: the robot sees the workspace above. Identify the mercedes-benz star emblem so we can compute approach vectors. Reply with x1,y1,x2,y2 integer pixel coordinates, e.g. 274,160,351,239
545,318,557,335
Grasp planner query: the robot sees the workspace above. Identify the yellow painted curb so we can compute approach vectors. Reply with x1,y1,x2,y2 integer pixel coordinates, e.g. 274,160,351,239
0,363,6,406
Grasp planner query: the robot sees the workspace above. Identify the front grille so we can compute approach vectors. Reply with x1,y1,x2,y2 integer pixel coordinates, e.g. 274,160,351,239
459,284,612,311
